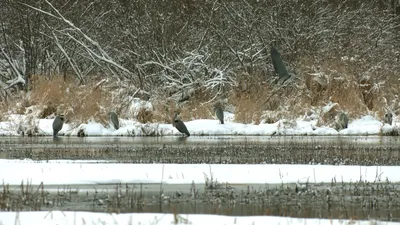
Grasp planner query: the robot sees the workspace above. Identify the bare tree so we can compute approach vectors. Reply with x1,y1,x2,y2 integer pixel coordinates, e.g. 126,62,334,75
0,0,398,110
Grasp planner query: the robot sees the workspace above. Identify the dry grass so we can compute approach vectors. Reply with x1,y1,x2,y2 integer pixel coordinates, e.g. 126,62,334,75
2,53,399,127
0,89,30,116
152,87,213,123
229,74,268,124
161,52,398,126
298,56,400,120
227,54,400,124
179,87,213,121
300,57,369,114
152,99,178,123
230,72,311,124
28,75,112,124
136,108,154,123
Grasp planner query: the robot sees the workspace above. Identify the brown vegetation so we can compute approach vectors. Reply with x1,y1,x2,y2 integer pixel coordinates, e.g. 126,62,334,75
27,75,112,124
178,87,212,121
1,0,400,126
3,60,400,127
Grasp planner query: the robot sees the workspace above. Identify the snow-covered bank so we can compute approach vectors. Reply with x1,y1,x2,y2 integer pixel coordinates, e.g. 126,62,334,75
0,211,395,225
0,114,397,137
0,159,396,185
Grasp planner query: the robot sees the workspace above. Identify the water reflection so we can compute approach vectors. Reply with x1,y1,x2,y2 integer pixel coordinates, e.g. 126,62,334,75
0,135,399,221
0,135,398,146
127,202,395,221
1,136,400,164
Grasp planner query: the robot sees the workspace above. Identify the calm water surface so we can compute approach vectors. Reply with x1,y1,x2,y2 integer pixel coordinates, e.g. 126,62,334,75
0,136,399,221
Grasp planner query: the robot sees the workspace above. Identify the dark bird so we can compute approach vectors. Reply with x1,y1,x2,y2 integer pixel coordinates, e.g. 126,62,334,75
109,111,120,130
213,103,224,124
52,115,64,137
270,46,291,84
173,113,190,137
384,112,393,125
338,112,349,129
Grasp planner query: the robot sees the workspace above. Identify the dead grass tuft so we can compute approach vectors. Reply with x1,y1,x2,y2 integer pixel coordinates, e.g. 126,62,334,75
136,107,154,123
298,56,395,116
29,75,112,124
230,72,310,124
229,53,399,125
0,90,31,116
152,87,216,123
38,105,57,118
152,99,177,123
229,73,268,124
179,103,210,122
179,87,212,121
316,103,341,127
1,53,397,128
74,88,109,122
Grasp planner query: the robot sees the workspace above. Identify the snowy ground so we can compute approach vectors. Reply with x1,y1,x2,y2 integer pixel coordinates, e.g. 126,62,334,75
0,112,397,136
0,211,396,225
0,159,396,185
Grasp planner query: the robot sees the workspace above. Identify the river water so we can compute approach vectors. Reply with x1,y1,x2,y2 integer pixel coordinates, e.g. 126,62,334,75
0,135,399,221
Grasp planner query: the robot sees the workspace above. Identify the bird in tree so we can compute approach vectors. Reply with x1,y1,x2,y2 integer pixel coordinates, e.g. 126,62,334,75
52,115,65,138
109,111,120,130
213,102,224,124
173,112,190,137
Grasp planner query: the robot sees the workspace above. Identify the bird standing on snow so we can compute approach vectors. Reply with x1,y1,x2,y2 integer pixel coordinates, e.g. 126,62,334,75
384,112,393,125
52,115,64,137
109,111,120,130
338,112,349,129
213,103,224,124
173,112,190,137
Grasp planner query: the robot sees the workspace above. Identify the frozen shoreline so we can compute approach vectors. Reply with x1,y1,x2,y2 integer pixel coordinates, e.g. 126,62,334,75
0,114,396,137
0,211,396,225
1,159,397,185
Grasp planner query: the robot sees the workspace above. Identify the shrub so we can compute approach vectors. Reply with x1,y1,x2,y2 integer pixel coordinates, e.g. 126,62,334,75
29,75,112,124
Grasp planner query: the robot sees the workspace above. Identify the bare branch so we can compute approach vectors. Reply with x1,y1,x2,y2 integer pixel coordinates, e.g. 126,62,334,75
1,48,25,90
52,32,84,82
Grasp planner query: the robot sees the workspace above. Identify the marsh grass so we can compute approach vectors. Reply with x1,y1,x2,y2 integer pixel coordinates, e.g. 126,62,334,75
0,180,77,211
3,57,400,127
229,74,268,124
2,140,400,166
7,75,113,125
2,179,399,221
228,72,308,124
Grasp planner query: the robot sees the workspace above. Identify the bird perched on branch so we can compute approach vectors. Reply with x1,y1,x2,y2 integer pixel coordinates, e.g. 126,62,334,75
173,112,190,137
52,115,64,138
213,102,224,124
109,111,120,130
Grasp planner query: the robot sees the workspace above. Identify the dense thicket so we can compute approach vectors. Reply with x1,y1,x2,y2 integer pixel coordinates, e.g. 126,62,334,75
0,0,399,104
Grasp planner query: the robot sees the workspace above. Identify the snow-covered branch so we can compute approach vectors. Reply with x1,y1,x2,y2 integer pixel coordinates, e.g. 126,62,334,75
20,0,135,83
139,50,236,102
0,48,25,90
52,32,84,82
